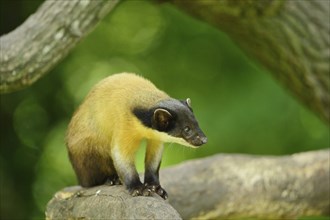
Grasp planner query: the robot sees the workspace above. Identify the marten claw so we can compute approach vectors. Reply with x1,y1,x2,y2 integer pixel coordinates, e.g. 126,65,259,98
129,184,167,199
158,188,168,200
105,176,122,186
130,187,151,197
107,181,114,185
130,189,140,197
145,184,168,200
142,188,152,196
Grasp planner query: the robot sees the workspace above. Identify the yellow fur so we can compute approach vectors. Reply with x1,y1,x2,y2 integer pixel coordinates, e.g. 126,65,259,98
67,74,166,149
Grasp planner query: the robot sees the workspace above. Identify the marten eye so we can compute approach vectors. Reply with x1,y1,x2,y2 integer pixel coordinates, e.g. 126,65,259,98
183,126,191,133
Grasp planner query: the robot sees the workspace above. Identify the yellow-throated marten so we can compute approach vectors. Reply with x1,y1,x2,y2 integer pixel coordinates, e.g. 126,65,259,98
66,73,207,199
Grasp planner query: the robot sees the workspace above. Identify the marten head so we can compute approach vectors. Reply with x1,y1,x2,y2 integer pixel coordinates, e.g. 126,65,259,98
134,98,207,147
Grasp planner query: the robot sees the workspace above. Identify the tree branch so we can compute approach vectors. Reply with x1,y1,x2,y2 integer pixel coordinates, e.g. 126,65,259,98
165,0,330,122
0,0,120,93
2,0,329,123
46,149,330,219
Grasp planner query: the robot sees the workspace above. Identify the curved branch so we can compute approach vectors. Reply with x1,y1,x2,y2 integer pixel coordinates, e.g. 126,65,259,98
0,0,120,93
166,0,330,122
46,150,329,219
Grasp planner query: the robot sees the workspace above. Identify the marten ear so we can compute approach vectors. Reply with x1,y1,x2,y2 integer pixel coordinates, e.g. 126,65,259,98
153,108,172,131
186,98,192,108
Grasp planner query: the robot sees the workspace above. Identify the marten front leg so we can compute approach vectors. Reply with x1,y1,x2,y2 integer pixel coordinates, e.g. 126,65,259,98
112,142,151,197
144,141,168,199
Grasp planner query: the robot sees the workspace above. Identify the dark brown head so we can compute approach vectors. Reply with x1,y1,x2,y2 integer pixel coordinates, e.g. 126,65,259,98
134,98,207,147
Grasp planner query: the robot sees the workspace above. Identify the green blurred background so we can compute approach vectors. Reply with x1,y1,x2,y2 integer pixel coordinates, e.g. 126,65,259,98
0,0,328,219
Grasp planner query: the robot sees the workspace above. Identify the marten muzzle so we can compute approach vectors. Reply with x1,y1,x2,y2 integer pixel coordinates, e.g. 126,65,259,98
187,131,207,147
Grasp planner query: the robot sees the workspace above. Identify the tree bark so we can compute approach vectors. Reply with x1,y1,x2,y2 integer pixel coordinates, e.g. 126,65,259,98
165,0,330,123
0,0,119,93
1,0,329,123
46,149,330,219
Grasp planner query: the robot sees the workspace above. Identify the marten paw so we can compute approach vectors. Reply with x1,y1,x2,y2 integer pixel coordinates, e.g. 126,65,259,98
105,175,122,186
129,185,152,197
144,183,168,200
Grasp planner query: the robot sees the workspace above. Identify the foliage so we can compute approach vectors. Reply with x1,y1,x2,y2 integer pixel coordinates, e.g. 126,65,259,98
0,1,328,219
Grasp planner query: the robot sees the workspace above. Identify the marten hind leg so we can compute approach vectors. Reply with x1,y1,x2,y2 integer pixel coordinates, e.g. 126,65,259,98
68,149,119,187
104,157,122,186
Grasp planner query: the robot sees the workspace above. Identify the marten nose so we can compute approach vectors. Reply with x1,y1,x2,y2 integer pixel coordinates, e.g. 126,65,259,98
200,136,207,144
195,135,207,145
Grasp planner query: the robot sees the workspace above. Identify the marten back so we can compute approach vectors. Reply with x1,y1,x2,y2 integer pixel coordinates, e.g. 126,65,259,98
66,73,169,147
